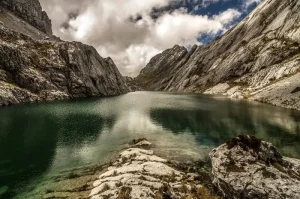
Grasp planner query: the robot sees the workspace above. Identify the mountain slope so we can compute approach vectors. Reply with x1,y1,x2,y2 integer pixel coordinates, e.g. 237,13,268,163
135,0,300,110
0,0,129,106
0,0,52,35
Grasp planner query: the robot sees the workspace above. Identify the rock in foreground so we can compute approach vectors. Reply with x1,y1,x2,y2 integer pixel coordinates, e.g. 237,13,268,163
210,135,300,199
89,140,218,199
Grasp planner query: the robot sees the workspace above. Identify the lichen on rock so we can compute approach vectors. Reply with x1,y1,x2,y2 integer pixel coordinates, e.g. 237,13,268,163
89,140,219,199
210,135,300,199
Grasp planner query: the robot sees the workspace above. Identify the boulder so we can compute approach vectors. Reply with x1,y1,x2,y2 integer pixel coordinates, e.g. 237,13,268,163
210,135,300,199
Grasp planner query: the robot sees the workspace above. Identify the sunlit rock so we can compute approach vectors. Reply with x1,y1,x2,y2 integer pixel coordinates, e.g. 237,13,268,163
134,0,300,110
89,140,218,199
210,135,300,199
0,1,129,106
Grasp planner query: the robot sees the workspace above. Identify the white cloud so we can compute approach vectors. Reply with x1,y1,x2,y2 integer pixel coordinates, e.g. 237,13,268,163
243,0,262,10
40,0,241,77
213,8,241,24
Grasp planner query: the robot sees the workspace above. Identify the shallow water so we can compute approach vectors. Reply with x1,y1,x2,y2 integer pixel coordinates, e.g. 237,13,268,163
0,91,300,198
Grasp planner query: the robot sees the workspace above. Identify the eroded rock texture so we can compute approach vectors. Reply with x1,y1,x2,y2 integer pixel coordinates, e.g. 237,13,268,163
89,140,218,199
135,0,300,110
0,0,129,106
0,0,52,35
210,135,300,199
14,139,218,198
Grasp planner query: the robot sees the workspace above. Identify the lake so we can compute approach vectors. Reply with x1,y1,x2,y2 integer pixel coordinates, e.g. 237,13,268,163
0,91,300,198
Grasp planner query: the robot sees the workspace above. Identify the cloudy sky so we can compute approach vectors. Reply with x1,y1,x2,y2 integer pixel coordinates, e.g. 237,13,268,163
40,0,262,77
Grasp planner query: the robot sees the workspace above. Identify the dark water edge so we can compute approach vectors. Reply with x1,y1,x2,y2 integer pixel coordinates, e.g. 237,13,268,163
0,91,300,198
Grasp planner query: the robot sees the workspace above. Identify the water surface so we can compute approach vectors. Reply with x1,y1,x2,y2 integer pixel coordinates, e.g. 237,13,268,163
0,91,300,198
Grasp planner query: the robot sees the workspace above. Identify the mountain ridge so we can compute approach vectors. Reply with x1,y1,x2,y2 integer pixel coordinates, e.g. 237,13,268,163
0,0,52,35
0,0,129,106
135,0,300,110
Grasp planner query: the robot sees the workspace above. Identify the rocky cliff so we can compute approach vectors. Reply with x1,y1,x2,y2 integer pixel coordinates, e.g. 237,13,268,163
135,0,300,110
0,0,129,106
0,0,52,35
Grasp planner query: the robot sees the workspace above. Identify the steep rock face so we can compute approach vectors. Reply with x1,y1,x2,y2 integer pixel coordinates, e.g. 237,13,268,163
0,0,129,106
0,25,129,106
0,0,52,35
136,0,300,110
123,76,143,92
135,45,194,91
0,5,50,40
210,135,300,199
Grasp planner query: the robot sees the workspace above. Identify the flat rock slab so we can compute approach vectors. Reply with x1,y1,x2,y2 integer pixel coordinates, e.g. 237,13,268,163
89,141,218,199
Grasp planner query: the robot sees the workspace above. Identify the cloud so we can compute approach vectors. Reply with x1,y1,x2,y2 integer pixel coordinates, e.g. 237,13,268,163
242,0,262,10
213,8,241,24
40,0,241,77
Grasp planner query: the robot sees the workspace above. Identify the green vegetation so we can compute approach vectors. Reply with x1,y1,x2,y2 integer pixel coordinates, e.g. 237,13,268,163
0,186,9,196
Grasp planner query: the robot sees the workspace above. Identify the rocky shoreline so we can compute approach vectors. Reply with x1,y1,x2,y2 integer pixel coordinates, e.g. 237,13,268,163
13,136,300,199
89,139,218,199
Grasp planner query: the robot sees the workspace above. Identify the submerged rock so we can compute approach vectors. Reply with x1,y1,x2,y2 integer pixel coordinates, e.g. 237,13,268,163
0,186,8,196
15,139,218,199
89,140,219,199
210,135,300,199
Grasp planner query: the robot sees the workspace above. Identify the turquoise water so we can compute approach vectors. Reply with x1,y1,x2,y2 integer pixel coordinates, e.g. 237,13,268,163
0,91,300,198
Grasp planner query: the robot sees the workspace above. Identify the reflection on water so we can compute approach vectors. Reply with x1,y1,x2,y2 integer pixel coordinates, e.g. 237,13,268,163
0,91,300,198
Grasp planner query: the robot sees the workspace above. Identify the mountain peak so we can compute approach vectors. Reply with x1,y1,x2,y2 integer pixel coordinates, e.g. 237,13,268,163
135,0,300,110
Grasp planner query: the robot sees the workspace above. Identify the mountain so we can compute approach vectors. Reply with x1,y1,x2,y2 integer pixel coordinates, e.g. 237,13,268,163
135,0,300,110
0,0,129,106
0,0,52,35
